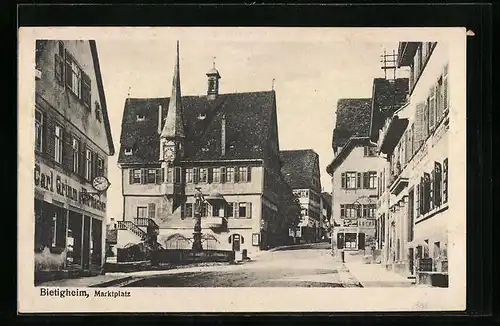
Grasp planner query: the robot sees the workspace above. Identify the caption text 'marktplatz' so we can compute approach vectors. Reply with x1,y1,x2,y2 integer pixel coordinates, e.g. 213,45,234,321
40,288,132,299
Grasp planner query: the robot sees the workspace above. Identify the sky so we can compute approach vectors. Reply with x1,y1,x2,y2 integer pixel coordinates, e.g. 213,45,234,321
93,28,403,222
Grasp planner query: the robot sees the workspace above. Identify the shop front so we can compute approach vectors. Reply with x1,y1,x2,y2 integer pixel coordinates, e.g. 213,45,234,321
34,161,107,283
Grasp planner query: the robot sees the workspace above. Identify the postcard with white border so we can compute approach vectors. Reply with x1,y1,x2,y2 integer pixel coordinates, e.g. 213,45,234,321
18,26,467,313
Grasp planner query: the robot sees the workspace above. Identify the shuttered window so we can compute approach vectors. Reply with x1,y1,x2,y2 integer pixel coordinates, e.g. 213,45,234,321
340,204,346,218
341,172,346,189
137,206,147,218
414,102,425,149
237,202,252,218
233,202,239,218
443,158,448,203
174,167,182,183
166,166,174,183
356,172,362,189
193,168,199,183
72,137,80,173
81,73,91,108
362,172,369,188
226,167,234,183
415,183,420,218
212,167,221,183
443,64,449,114
147,169,156,184
35,110,43,152
346,172,356,189
85,148,92,180
434,161,442,207
423,97,430,140
429,86,436,133
199,168,207,183
148,203,156,219
436,76,444,124
155,168,164,184
220,167,226,183
234,167,240,182
225,202,234,217
368,172,377,189
54,124,63,164
131,169,141,184
185,168,193,183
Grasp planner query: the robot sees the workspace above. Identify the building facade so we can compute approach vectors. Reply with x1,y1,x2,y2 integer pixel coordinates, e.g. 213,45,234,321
34,40,115,282
320,192,333,241
116,42,295,257
376,42,450,287
327,99,381,255
280,149,323,243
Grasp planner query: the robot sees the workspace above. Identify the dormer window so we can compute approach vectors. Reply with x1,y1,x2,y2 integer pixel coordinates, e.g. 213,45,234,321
124,148,133,156
136,115,145,122
197,113,206,120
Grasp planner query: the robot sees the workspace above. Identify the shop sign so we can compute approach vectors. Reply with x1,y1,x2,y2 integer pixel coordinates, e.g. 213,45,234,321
357,218,375,228
336,227,358,234
34,162,106,212
343,219,358,227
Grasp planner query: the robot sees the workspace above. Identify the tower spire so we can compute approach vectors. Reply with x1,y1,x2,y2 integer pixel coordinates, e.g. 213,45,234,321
161,40,185,139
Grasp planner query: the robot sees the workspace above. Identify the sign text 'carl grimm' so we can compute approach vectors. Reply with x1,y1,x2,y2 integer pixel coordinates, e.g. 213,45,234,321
34,163,106,212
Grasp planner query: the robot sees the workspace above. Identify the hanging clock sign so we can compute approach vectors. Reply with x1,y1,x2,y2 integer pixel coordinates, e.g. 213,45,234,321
92,176,111,193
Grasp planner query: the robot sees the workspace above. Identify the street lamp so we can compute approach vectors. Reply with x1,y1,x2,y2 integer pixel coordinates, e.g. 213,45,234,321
192,187,205,252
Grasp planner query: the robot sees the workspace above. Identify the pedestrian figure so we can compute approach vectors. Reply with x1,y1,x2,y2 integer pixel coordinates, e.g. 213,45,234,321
341,250,345,263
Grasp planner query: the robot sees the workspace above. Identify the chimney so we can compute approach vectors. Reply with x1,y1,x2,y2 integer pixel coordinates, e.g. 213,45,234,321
221,114,226,156
158,105,162,134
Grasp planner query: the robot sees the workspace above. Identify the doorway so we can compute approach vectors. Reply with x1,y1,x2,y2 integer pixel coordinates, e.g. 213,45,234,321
409,247,415,275
82,215,91,270
232,234,241,252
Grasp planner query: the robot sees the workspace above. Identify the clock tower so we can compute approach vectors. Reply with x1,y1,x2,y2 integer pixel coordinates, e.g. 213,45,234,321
160,40,185,163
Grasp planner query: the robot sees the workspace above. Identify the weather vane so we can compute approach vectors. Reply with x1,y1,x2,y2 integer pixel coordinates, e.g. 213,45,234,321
272,78,275,90
212,56,216,68
127,86,132,97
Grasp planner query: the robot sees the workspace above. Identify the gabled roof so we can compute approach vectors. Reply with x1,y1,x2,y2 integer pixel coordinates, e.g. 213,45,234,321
89,40,115,156
279,149,321,192
326,137,375,176
118,91,276,164
332,98,372,150
369,78,409,142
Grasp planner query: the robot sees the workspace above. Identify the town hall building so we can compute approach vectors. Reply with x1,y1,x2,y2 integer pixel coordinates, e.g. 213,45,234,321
116,42,296,257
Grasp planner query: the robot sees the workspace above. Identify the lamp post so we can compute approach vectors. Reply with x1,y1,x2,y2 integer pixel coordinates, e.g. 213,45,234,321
192,187,204,252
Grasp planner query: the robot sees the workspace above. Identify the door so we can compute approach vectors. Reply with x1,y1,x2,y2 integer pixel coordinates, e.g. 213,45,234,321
82,215,91,270
358,233,365,250
337,233,345,249
409,248,415,275
232,234,241,252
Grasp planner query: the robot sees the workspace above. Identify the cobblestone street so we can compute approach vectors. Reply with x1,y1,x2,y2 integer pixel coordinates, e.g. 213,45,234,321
123,245,362,287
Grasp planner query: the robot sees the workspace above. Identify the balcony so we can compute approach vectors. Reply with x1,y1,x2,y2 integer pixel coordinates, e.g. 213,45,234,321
389,161,409,195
